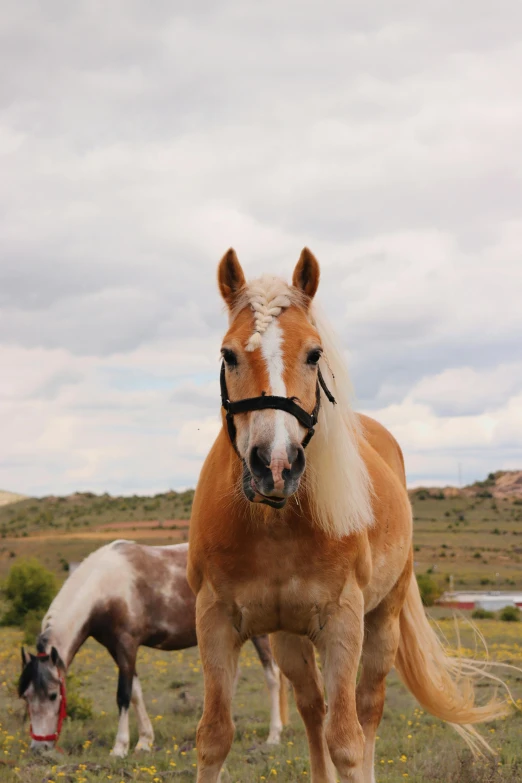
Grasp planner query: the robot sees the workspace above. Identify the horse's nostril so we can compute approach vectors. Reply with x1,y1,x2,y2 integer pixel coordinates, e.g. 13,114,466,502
293,446,305,476
283,446,306,480
250,446,271,479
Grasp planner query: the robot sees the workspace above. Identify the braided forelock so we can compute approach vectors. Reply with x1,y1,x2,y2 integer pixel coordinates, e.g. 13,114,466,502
233,275,302,350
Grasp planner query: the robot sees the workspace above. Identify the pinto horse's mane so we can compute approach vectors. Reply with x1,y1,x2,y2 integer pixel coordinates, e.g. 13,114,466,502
38,539,138,658
232,274,374,538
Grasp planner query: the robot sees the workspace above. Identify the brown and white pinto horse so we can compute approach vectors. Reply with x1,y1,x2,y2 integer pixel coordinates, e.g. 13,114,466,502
18,541,286,756
188,249,510,783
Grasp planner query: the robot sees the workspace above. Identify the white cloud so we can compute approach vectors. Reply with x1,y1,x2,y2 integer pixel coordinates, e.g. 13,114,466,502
0,1,521,494
410,363,522,417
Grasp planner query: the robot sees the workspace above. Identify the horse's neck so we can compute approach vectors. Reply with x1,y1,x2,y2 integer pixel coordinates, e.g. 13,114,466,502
41,577,96,668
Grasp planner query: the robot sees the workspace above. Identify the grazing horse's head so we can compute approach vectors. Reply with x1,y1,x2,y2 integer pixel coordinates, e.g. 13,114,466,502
219,248,328,508
19,646,66,751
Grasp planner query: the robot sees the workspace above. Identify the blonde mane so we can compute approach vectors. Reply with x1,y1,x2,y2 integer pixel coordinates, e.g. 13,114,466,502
305,304,374,538
234,275,374,538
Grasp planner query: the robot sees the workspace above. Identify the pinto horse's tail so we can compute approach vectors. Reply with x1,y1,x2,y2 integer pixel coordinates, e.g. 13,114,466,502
395,573,512,754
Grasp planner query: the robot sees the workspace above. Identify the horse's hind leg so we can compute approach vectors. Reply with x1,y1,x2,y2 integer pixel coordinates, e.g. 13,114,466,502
271,632,336,783
132,675,154,752
251,635,284,745
356,562,412,783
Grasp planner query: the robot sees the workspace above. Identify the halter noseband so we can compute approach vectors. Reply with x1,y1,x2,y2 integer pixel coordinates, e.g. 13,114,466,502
29,652,67,744
220,360,336,456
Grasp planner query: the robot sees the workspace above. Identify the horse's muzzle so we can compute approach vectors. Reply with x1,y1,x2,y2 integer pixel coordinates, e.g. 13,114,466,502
246,444,305,504
30,739,55,752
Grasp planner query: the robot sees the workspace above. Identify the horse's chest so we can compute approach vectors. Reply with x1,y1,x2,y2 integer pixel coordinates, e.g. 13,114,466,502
227,570,343,638
206,529,353,637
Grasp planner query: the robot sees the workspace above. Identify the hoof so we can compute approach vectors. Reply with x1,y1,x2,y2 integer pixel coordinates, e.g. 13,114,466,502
110,745,129,758
135,740,152,752
266,730,282,746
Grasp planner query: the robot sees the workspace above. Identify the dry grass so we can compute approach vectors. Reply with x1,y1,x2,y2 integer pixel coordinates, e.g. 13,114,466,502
1,620,522,783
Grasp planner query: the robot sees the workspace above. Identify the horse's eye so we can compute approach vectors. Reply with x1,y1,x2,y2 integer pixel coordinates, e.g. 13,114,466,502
221,348,238,367
307,349,322,366
49,693,58,702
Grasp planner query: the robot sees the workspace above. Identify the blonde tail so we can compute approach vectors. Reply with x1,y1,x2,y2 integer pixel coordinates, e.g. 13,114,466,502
395,574,511,754
279,674,289,726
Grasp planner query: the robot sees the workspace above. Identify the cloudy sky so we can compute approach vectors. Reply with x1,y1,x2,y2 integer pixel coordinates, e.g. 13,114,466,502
1,1,521,496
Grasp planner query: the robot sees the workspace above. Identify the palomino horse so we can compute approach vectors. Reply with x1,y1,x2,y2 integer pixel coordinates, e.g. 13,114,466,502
188,249,509,783
18,541,286,756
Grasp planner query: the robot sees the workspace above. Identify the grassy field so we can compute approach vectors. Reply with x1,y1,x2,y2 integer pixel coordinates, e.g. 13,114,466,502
1,620,522,783
1,483,522,780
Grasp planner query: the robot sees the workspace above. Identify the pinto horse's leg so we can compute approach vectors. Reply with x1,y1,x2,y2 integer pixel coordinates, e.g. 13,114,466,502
110,640,137,758
356,564,412,783
132,676,155,752
111,668,133,757
251,635,283,745
195,591,241,783
314,586,365,783
271,632,336,783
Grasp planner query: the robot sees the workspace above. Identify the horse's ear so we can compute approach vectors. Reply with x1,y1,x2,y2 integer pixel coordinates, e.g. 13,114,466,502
50,647,65,671
292,248,320,302
218,249,246,309
21,646,31,669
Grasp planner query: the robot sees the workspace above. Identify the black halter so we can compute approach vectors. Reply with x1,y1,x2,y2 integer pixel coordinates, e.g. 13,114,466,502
220,360,336,456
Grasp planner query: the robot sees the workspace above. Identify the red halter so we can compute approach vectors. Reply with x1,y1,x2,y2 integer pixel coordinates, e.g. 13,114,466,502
29,653,67,743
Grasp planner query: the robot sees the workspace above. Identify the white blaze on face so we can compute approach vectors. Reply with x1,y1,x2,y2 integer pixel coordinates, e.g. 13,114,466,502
260,320,292,489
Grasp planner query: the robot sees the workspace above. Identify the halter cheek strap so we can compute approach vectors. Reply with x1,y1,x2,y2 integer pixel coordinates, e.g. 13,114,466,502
220,360,336,456
29,653,67,744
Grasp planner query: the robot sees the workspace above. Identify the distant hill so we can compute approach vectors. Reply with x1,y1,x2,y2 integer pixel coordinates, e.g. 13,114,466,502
1,475,522,592
0,489,194,538
1,470,520,540
410,470,522,501
0,490,27,508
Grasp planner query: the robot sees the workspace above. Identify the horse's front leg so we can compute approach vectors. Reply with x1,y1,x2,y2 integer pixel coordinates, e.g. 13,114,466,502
314,585,365,783
132,676,154,751
271,632,335,783
110,638,137,757
195,588,241,783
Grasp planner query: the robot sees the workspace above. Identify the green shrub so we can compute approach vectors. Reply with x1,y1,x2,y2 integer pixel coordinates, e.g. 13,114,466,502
67,679,93,721
22,608,45,644
416,573,442,607
499,606,521,623
471,608,495,620
0,558,57,626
